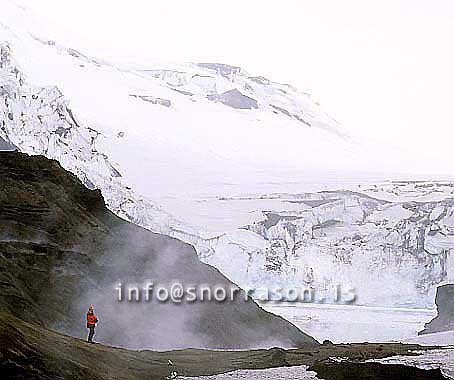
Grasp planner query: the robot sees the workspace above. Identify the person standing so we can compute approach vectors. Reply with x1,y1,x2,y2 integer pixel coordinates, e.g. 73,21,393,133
86,305,98,343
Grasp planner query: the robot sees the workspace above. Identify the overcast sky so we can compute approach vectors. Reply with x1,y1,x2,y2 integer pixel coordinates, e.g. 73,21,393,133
23,0,454,169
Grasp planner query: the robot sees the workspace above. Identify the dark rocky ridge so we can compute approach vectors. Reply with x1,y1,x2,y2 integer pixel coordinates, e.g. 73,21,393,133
0,151,316,349
0,313,439,380
419,284,454,335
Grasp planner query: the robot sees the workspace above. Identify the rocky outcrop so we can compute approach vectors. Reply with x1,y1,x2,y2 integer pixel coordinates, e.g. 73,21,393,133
0,151,317,349
419,284,454,335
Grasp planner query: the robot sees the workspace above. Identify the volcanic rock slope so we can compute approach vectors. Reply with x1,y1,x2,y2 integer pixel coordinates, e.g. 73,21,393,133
0,151,317,349
420,284,454,335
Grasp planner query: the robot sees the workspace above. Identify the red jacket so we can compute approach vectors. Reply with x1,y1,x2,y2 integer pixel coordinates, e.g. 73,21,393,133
87,313,98,326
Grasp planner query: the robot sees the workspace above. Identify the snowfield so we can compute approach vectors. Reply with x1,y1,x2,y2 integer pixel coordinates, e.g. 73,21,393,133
260,302,437,344
407,331,454,347
177,366,320,380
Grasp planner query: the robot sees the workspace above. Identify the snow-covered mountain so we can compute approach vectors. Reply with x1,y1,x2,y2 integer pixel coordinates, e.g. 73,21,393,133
0,3,361,229
1,1,452,309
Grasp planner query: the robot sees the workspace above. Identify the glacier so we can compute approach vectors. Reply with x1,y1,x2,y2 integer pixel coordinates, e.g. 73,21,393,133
0,0,453,313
